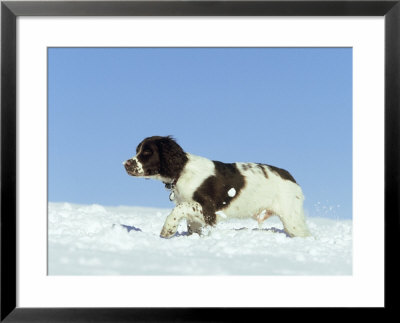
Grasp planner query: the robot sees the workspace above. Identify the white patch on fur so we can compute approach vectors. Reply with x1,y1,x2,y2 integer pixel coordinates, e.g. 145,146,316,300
173,154,215,204
228,188,236,197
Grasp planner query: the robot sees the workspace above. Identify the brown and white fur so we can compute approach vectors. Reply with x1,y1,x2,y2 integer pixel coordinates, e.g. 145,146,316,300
124,136,310,238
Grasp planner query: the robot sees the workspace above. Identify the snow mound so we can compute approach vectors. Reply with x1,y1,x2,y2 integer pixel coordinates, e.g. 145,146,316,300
48,202,352,275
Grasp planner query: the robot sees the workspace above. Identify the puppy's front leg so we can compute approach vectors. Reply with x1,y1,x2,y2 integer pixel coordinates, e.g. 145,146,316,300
160,202,204,238
160,207,185,238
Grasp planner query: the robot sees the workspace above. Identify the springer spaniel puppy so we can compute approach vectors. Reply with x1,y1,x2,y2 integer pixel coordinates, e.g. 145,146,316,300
124,136,310,238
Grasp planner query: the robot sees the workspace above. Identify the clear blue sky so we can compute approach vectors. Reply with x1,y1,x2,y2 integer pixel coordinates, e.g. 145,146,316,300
48,47,352,219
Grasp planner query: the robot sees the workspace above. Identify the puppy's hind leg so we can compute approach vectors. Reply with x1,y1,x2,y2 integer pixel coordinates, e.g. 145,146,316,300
280,206,311,237
279,197,310,238
256,209,274,228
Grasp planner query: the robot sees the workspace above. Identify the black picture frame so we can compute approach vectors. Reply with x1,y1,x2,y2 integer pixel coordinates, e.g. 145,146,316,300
1,0,399,321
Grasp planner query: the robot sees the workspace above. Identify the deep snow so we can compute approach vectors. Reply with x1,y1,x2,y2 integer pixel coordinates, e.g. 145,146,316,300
48,202,352,275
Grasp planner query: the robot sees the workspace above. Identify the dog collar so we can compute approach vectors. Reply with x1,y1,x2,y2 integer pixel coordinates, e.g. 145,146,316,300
164,179,176,201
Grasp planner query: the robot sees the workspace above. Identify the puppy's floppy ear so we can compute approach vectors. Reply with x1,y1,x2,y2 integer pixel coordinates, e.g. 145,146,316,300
157,136,188,179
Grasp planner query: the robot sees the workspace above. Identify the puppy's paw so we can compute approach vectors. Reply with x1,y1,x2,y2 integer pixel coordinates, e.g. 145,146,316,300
160,226,177,239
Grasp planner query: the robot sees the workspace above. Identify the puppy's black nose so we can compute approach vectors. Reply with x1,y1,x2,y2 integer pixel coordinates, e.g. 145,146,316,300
125,159,132,167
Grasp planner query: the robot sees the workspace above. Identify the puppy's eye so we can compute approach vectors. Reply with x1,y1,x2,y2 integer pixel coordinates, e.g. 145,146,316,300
142,150,152,156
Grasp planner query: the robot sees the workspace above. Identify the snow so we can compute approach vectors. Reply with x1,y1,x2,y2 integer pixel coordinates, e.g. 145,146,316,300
228,188,236,197
48,202,352,275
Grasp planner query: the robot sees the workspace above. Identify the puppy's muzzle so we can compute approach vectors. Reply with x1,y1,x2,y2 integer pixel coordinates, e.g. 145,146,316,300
124,158,144,176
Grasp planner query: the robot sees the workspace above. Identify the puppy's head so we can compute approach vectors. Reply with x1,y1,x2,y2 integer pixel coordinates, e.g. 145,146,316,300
124,136,188,181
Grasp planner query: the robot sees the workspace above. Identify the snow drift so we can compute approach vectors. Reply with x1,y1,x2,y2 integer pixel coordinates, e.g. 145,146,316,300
48,202,352,275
